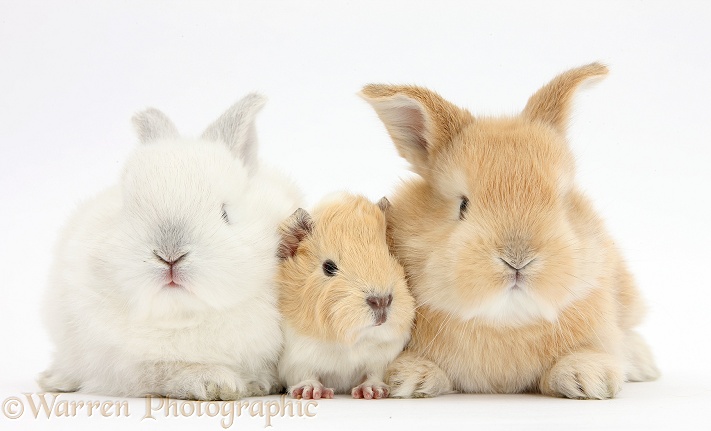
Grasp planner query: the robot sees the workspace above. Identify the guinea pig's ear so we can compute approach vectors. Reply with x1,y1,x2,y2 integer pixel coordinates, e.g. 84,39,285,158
131,108,180,144
201,93,267,171
522,62,608,133
278,208,314,260
359,85,472,178
376,196,391,213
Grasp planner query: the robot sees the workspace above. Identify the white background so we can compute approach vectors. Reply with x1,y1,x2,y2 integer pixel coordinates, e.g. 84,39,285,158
1,1,710,430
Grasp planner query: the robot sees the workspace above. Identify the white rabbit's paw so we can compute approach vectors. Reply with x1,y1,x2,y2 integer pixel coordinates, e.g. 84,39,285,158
351,380,389,399
288,380,334,400
543,352,624,400
37,369,80,393
164,366,247,401
244,379,272,397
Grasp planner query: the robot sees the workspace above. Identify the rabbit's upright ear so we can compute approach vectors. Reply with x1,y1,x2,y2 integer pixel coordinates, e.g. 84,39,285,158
202,93,267,171
277,208,314,260
132,108,180,144
522,62,608,133
359,85,472,178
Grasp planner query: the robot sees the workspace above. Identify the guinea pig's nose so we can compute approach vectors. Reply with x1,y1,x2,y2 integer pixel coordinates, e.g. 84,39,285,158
366,294,393,310
367,295,392,326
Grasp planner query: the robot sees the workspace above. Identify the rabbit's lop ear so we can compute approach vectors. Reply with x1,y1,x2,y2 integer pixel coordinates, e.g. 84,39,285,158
359,85,472,178
278,208,314,260
132,108,180,144
522,62,608,133
202,93,267,170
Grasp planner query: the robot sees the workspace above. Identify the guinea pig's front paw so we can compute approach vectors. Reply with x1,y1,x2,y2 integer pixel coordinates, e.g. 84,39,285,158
541,351,624,400
351,380,389,399
385,352,452,398
163,364,248,401
288,380,334,400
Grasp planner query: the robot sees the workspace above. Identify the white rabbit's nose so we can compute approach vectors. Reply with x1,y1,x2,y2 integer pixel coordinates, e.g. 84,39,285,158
153,250,188,266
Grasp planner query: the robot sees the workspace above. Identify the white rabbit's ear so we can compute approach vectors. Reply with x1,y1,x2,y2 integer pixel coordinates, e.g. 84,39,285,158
278,208,314,260
131,108,180,144
359,85,472,179
201,93,267,170
522,62,608,132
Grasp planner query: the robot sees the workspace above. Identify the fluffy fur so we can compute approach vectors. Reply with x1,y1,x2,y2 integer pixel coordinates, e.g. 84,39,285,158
38,94,302,400
360,63,659,399
277,193,415,399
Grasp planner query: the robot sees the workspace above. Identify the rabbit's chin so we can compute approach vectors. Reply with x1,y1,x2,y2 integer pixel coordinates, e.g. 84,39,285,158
125,286,232,327
461,288,561,327
419,283,567,328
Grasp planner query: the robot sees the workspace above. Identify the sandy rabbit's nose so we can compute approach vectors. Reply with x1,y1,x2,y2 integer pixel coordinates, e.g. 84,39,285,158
500,256,534,271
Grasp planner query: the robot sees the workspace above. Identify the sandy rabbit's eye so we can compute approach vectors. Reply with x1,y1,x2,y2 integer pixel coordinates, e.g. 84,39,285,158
459,197,469,220
322,260,338,277
221,204,229,224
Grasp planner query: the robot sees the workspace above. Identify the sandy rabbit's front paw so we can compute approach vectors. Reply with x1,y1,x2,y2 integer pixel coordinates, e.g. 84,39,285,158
624,331,660,382
385,352,452,398
288,380,334,399
351,380,389,399
541,352,624,400
163,365,248,401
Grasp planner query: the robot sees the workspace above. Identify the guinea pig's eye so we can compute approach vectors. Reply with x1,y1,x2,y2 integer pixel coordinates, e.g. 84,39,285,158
459,196,469,220
322,260,338,277
221,204,229,224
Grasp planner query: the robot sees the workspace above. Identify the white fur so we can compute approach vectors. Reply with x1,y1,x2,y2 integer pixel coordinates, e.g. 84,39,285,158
279,323,409,396
38,94,302,400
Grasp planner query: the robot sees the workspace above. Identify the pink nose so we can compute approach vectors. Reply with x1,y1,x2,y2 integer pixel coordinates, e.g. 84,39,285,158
367,295,393,326
366,295,393,309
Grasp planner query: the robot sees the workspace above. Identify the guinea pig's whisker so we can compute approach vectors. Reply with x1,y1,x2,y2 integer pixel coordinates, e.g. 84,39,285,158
421,311,455,356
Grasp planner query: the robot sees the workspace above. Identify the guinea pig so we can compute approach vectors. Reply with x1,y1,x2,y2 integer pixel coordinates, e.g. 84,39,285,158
360,63,659,399
38,93,302,400
276,193,416,399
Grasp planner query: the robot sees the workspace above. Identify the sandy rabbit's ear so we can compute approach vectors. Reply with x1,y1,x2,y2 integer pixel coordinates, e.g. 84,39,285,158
522,62,608,132
278,208,314,260
202,93,267,170
359,85,472,178
132,108,180,144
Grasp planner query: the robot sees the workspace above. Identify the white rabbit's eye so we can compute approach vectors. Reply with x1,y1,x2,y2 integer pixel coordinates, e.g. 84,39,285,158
221,204,229,224
459,197,469,220
322,260,338,276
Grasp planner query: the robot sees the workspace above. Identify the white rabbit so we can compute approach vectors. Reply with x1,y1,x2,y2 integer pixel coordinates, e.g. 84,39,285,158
38,94,302,400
